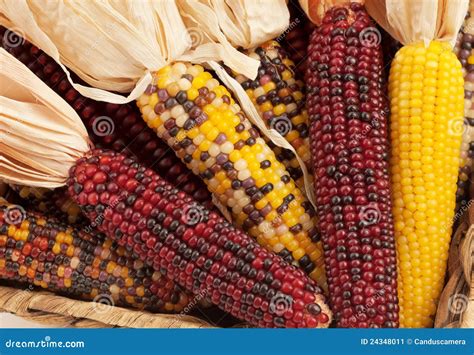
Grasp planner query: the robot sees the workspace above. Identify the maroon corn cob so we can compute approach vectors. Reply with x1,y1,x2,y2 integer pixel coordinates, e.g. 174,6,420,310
66,149,332,328
306,4,398,328
0,26,212,208
279,0,315,76
0,202,190,312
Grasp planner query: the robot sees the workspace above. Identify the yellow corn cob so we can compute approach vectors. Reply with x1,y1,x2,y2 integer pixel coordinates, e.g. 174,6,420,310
137,63,326,287
389,41,464,327
230,41,311,189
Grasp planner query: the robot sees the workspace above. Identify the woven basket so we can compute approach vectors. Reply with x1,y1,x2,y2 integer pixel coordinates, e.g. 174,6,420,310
0,285,213,328
0,180,473,328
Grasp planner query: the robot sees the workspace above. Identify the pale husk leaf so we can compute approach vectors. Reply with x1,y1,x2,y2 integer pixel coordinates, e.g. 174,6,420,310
0,48,90,188
365,0,469,47
0,0,260,103
177,0,289,50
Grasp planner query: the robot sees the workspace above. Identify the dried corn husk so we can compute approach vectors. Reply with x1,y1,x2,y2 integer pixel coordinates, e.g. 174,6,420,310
177,0,289,49
0,48,90,188
0,0,259,103
365,0,468,47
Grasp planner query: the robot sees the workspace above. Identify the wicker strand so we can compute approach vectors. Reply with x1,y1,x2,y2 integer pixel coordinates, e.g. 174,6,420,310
434,203,474,328
0,285,213,328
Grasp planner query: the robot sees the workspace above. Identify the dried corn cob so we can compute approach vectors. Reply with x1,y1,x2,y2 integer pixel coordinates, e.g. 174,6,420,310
454,16,474,212
13,186,83,224
0,201,189,312
306,4,398,328
230,41,311,189
137,63,326,286
388,37,464,327
0,27,212,208
66,149,331,328
280,0,315,76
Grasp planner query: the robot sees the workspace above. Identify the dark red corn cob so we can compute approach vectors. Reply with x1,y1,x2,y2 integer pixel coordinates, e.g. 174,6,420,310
279,0,315,76
0,202,190,312
306,4,398,328
66,149,332,328
0,27,212,208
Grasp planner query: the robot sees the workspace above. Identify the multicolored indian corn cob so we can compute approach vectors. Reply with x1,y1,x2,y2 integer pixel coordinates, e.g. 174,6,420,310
388,32,464,327
0,201,189,312
0,26,212,209
230,41,311,189
67,149,331,328
454,12,474,212
13,185,83,224
306,4,399,328
137,63,326,286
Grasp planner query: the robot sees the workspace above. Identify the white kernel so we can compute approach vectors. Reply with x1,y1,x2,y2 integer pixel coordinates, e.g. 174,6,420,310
234,159,248,170
160,111,171,122
221,142,234,154
205,158,216,168
178,78,192,91
238,169,251,180
193,134,205,145
239,197,251,207
208,143,220,157
172,63,187,76
234,190,245,199
171,105,184,118
175,113,188,127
